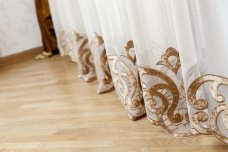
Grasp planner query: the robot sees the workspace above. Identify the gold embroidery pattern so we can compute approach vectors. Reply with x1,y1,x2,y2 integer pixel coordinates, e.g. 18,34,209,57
224,105,228,130
139,48,191,137
101,49,112,84
108,41,145,120
122,40,136,64
157,47,180,74
92,34,114,94
78,38,90,76
187,74,228,143
57,31,78,62
77,34,96,82
58,31,96,82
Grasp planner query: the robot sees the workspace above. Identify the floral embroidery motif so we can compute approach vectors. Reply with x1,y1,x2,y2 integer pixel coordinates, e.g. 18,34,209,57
57,31,78,62
77,34,96,82
187,74,228,143
91,33,114,94
139,48,191,136
58,31,96,82
108,40,145,120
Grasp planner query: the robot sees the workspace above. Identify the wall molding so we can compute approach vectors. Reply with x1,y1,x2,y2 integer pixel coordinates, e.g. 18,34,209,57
0,46,43,68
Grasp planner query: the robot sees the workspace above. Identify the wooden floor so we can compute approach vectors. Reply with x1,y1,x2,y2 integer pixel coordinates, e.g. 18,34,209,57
0,55,227,152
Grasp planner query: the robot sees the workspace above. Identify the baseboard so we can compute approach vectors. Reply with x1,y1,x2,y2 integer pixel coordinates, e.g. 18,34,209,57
0,46,43,68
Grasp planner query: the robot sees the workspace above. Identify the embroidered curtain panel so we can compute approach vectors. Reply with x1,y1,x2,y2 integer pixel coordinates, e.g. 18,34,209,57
49,0,228,143
49,0,96,82
78,0,114,94
49,0,86,61
95,0,146,120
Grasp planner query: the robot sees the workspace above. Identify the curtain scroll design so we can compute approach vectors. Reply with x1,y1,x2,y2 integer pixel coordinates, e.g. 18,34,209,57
92,33,114,94
139,47,192,137
78,34,96,82
108,40,145,120
57,31,77,62
187,75,228,143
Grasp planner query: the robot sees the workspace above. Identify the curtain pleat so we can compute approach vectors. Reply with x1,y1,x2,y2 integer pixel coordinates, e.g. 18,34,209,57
95,0,146,120
49,0,228,143
78,0,114,94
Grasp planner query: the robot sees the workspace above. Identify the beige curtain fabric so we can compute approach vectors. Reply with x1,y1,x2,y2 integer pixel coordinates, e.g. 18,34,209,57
49,0,228,143
78,0,114,94
95,0,146,120
49,0,96,82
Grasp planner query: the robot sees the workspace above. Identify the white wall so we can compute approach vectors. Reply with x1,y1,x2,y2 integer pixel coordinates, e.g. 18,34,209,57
0,0,42,57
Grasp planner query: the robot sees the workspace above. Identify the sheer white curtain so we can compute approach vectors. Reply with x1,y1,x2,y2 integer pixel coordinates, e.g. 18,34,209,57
48,0,85,61
49,0,228,143
78,0,114,94
126,0,228,142
173,0,228,142
126,0,191,136
95,0,145,120
49,0,96,82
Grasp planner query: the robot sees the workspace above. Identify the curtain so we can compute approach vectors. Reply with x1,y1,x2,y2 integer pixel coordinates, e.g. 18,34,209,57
95,0,146,120
49,0,96,82
48,0,85,60
49,0,228,143
126,0,191,136
176,0,228,141
126,0,228,142
78,0,114,94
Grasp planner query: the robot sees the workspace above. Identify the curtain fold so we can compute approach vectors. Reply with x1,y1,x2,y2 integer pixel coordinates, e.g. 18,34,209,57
48,0,228,143
49,0,96,82
78,0,114,94
48,0,85,59
126,0,191,136
95,0,146,120
126,0,228,142
177,0,228,142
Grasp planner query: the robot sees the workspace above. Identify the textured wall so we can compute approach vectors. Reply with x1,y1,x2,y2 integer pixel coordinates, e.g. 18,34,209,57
0,0,42,57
